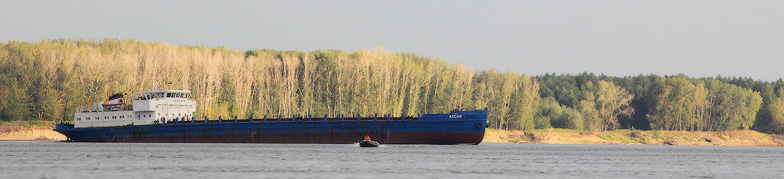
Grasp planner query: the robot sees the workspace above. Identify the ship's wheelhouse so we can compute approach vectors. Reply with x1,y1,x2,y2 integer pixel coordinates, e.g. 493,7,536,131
73,90,196,128
132,90,196,125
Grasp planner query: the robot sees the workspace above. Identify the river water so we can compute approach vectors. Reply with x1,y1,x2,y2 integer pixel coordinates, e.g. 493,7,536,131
1,141,782,179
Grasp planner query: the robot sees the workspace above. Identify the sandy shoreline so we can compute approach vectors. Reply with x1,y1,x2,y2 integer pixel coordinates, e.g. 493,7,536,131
484,128,784,147
0,128,67,141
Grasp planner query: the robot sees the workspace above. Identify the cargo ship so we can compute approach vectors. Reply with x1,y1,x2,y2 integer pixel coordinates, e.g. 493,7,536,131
54,90,488,144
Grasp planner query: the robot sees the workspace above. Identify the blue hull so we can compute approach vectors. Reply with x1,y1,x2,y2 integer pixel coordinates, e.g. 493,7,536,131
54,110,488,144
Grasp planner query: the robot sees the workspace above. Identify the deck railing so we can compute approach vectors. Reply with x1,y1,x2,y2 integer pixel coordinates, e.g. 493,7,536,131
162,113,421,125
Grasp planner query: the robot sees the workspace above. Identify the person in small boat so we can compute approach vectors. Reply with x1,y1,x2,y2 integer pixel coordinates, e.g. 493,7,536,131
364,135,371,141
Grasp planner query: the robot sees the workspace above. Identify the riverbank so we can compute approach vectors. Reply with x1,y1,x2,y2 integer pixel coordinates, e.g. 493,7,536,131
3,121,783,146
484,128,784,146
0,121,67,141
0,128,67,141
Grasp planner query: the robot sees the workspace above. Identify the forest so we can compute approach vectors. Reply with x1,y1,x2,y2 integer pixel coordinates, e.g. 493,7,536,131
1,39,783,134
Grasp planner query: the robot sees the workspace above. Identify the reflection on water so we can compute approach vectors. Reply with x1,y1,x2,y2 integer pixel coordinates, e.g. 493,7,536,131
1,141,782,178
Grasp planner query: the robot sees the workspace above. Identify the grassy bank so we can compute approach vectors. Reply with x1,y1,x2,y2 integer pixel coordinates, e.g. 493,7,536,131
0,121,59,132
484,128,784,146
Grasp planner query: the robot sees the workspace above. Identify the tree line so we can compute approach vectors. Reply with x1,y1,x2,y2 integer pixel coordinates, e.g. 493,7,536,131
1,39,782,134
536,73,782,133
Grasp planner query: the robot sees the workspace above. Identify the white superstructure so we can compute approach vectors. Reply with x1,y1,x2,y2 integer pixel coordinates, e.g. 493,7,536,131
74,90,196,128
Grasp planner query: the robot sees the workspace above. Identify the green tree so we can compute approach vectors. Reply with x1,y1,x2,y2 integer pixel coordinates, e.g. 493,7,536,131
648,76,707,130
582,80,634,131
0,74,33,121
765,95,784,134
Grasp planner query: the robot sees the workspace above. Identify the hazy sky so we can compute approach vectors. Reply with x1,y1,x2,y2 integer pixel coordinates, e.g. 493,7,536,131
2,1,783,81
